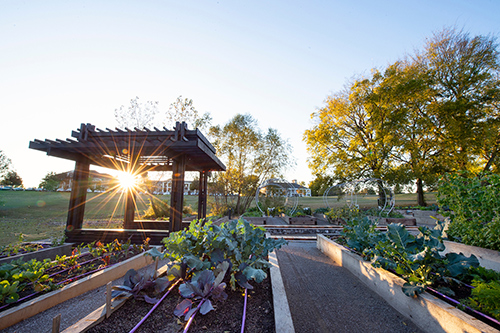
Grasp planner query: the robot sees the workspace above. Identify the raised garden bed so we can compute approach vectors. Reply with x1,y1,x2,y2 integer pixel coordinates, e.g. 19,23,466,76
0,243,74,265
280,214,317,225
441,240,500,272
241,216,268,225
62,249,294,333
317,234,498,333
378,217,417,226
0,248,157,330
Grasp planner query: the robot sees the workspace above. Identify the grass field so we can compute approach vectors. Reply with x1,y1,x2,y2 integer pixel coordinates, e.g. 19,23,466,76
0,191,436,246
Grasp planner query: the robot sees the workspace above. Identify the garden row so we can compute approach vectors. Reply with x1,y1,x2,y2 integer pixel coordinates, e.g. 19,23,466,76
322,216,500,332
0,239,150,311
1,219,289,332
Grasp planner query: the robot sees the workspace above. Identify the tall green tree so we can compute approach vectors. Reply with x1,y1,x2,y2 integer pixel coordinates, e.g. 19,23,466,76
1,171,23,187
209,114,293,215
367,61,446,205
0,150,11,177
308,174,334,196
422,28,500,172
39,172,60,191
303,80,395,184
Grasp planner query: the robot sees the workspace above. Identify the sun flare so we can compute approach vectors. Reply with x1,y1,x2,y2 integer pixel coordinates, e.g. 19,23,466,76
117,171,138,190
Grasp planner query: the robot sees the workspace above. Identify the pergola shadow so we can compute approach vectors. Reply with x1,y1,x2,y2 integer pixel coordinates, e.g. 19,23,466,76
30,121,225,244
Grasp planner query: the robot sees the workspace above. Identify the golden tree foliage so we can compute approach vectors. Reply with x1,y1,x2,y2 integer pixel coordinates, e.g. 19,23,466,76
305,28,500,206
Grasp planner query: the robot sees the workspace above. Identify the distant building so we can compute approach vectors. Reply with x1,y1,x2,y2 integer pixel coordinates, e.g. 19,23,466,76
259,179,311,197
152,179,196,195
55,170,115,192
286,179,311,197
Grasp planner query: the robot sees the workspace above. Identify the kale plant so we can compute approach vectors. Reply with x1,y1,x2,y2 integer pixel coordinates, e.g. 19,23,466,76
174,261,229,322
162,218,287,290
111,268,171,304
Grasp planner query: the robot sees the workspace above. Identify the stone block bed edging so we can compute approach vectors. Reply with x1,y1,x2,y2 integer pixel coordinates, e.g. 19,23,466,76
0,243,73,265
316,234,497,333
62,248,295,333
0,249,157,331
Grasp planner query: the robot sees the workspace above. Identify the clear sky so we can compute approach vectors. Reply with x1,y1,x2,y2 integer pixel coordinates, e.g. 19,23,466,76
1,0,499,187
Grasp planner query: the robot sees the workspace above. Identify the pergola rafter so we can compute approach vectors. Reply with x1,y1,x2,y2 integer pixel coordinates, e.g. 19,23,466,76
29,122,225,244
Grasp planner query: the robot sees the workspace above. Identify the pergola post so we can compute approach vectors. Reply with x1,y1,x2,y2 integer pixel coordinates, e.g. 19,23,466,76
123,190,136,229
198,170,209,220
66,157,90,232
170,154,186,232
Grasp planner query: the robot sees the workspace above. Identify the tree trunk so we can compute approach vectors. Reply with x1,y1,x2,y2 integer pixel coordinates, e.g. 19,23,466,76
416,178,426,206
483,145,498,172
376,179,387,208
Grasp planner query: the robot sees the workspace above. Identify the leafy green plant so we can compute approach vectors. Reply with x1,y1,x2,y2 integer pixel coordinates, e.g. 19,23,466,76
242,207,262,217
458,266,500,320
162,218,286,290
0,280,19,304
325,205,361,224
438,171,500,250
289,206,312,217
340,219,481,297
313,207,329,214
0,234,44,257
468,280,500,320
339,217,384,255
50,234,67,247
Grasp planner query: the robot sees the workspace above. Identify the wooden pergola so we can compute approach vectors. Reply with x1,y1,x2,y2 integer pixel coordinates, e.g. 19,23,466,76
29,122,225,244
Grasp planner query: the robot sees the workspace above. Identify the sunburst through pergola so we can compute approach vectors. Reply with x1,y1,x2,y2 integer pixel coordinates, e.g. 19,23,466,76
30,122,225,244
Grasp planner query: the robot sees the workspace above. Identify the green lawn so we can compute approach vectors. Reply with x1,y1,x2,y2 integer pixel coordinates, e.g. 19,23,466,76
0,190,436,246
0,191,200,246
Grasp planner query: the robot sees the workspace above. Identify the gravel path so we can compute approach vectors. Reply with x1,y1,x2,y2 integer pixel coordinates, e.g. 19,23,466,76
276,240,424,333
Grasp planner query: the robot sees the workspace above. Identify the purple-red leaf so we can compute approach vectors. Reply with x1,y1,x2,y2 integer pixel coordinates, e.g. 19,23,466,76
200,299,214,315
174,298,193,317
179,282,197,298
185,306,198,321
144,295,159,304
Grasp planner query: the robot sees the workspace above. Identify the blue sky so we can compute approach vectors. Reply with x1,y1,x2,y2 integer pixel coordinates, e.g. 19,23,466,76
1,0,499,187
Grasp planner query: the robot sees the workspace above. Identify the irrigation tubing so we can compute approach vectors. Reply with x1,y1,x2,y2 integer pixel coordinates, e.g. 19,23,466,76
1,250,131,311
0,291,40,311
427,287,500,327
183,299,205,333
129,279,181,333
241,288,248,333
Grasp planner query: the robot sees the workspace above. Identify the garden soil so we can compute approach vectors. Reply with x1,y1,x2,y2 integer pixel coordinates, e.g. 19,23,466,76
3,241,425,333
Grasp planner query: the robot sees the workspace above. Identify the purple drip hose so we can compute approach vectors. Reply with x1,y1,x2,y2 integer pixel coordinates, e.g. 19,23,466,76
241,288,248,333
128,279,181,333
427,287,500,326
0,250,128,311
